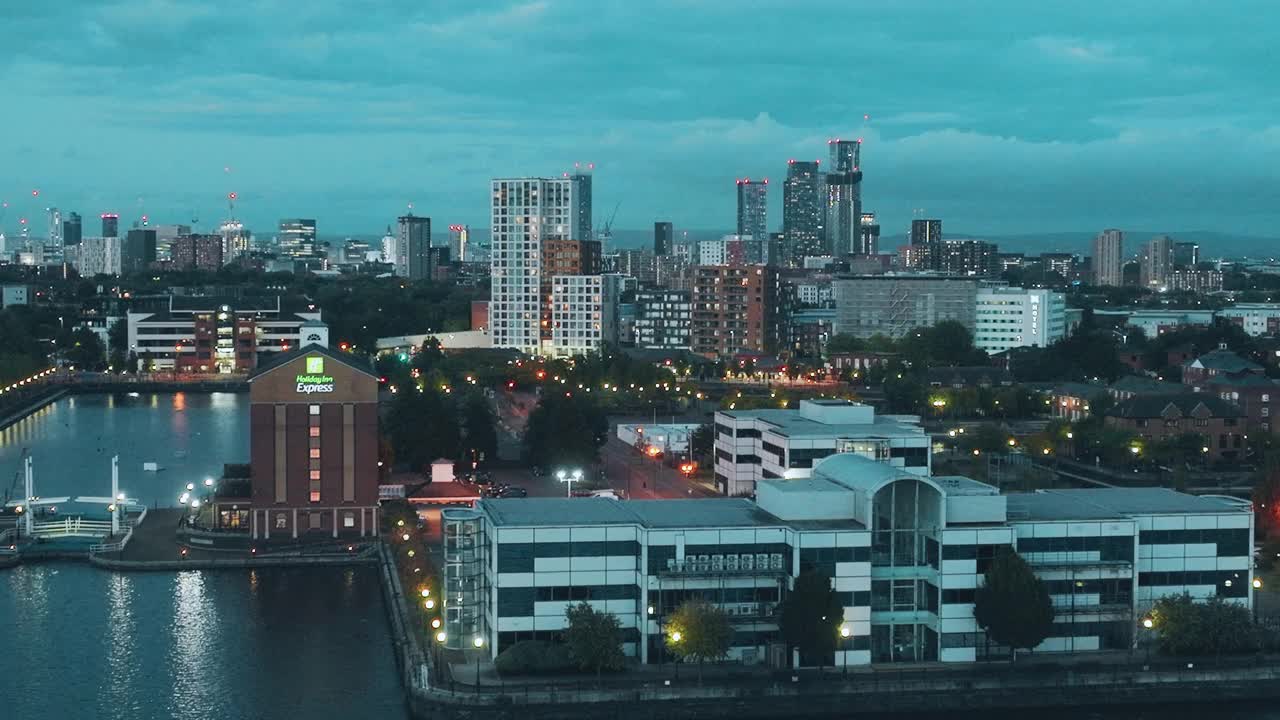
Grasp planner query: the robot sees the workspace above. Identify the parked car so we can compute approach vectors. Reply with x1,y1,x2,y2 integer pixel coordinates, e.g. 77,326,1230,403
498,486,528,498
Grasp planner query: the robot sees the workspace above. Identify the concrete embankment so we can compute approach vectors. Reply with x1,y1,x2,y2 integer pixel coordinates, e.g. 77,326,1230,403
0,386,68,431
89,553,378,571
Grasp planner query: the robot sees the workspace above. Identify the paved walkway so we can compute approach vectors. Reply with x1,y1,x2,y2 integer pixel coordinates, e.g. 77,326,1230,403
118,508,187,561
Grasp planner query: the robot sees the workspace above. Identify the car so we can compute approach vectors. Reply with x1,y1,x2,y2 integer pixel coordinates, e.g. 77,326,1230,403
498,487,528,498
473,471,494,486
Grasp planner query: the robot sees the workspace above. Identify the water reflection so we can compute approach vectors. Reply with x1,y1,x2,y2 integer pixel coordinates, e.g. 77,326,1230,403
105,573,139,719
170,571,217,717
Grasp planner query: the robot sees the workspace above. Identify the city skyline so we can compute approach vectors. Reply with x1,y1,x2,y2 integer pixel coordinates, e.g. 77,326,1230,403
1,1,1277,239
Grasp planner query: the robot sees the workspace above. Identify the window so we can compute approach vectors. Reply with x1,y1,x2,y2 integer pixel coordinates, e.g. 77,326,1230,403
309,405,320,416
309,426,321,437
343,512,355,529
310,490,320,503
310,470,321,480
275,513,287,530
309,448,321,459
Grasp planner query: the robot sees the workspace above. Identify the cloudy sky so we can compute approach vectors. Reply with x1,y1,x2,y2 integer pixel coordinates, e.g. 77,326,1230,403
2,0,1277,240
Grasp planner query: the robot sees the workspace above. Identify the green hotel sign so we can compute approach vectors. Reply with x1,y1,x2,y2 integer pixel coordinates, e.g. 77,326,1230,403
296,357,335,394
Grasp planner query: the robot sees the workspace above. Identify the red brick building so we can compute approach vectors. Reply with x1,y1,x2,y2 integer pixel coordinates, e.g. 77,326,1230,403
248,345,380,539
1105,393,1246,462
690,264,777,359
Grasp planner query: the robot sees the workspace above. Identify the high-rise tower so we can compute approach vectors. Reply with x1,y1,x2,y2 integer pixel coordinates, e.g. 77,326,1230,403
1091,229,1124,287
569,167,592,242
490,177,574,354
782,160,823,266
396,214,431,280
825,139,863,255
736,179,768,245
654,221,674,256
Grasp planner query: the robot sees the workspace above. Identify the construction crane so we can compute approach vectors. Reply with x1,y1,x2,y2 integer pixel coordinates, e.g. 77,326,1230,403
596,200,621,251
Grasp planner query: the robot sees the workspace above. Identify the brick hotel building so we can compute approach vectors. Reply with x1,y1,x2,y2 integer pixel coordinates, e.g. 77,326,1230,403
247,345,379,540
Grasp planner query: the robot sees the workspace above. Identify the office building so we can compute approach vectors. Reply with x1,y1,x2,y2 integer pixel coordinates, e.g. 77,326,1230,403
171,234,224,272
634,289,691,350
833,275,979,339
219,220,249,264
47,208,62,247
736,179,768,246
937,240,998,277
714,399,929,495
1141,235,1175,290
394,214,431,280
569,171,592,243
1173,242,1200,268
1092,229,1124,287
615,249,656,286
74,236,122,277
858,213,880,256
278,218,318,261
1219,304,1280,336
153,224,190,261
490,177,574,354
698,238,727,266
1168,269,1223,294
101,213,119,238
447,450,1253,665
1040,253,1077,279
698,235,762,267
62,212,82,247
690,264,776,358
126,296,324,373
122,228,157,273
974,287,1067,354
910,219,942,246
549,275,616,357
654,221,673,256
783,160,824,266
826,140,863,256
787,308,837,358
244,345,379,540
449,224,470,262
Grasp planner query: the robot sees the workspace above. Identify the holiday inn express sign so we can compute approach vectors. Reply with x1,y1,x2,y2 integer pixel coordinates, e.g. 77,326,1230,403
296,356,335,394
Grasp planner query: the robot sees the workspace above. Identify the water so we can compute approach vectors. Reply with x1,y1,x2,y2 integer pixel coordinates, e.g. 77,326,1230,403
0,393,410,720
0,392,248,506
0,564,409,720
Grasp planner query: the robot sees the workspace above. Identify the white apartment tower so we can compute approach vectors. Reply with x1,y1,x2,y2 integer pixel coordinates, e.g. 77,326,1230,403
1092,229,1123,287
490,178,581,354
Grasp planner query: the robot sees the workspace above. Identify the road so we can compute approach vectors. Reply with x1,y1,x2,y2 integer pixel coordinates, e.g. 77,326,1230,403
486,389,718,500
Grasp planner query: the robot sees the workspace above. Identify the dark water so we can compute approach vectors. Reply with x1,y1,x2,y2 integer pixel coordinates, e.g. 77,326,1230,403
0,564,409,720
0,392,247,506
0,393,409,720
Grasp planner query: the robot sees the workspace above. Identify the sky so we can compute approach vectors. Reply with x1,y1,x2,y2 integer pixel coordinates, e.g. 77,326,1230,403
1,0,1278,241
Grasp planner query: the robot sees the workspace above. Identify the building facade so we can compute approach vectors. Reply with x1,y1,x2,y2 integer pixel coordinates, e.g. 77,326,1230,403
937,240,998,277
858,213,880,256
279,218,319,261
396,214,431,280
171,234,223,272
833,275,979,339
736,179,768,247
826,140,863,256
1092,229,1124,287
123,228,157,273
634,290,692,350
75,236,122,277
1219,304,1280,336
449,224,470,263
654,222,674,256
690,265,776,359
783,160,824,266
549,275,616,357
1140,235,1174,290
126,296,325,373
1168,269,1223,294
490,178,576,354
446,453,1254,666
974,287,1067,354
247,346,379,540
714,399,929,496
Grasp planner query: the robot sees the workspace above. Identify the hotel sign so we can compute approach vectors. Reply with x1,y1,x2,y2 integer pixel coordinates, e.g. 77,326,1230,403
296,357,335,394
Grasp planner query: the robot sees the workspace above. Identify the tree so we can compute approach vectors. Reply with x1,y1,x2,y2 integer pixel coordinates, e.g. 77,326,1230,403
107,317,128,370
973,547,1054,659
563,602,625,682
460,394,498,468
664,599,732,683
689,423,714,463
64,327,106,370
779,572,844,668
522,393,608,470
386,386,460,473
1254,454,1280,537
1149,593,1258,657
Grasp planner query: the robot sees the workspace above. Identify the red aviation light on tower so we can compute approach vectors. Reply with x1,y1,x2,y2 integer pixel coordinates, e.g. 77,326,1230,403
100,213,119,219
587,162,594,170
228,192,237,200
763,178,768,185
31,189,39,197
857,138,863,144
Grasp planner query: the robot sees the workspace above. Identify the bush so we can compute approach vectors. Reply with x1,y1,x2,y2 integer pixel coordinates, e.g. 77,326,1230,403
494,641,576,676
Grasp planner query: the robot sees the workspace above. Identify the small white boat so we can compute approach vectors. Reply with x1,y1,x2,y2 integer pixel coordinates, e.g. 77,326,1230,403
143,462,164,472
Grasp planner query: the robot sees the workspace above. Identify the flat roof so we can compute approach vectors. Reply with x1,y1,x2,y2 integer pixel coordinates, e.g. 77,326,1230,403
760,477,850,494
1006,488,1248,522
624,499,786,529
482,498,640,527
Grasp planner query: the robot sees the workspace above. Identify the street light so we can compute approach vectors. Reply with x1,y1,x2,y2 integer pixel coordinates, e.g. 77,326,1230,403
557,468,583,497
473,636,485,693
839,625,851,677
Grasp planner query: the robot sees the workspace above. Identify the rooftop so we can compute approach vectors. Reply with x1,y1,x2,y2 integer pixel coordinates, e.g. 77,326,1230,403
624,499,785,529
482,498,641,527
1106,392,1243,419
249,342,376,380
1189,349,1263,374
481,497,789,529
1007,488,1249,521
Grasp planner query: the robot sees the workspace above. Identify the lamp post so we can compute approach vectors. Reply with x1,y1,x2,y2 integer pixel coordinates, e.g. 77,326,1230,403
670,631,681,679
1253,577,1264,624
473,636,484,693
556,468,583,497
1141,616,1154,664
839,625,851,677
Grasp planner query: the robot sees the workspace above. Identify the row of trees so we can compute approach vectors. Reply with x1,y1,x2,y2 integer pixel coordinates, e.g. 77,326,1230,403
385,388,497,473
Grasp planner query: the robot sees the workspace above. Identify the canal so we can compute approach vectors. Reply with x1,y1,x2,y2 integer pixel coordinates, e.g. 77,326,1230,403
0,393,410,720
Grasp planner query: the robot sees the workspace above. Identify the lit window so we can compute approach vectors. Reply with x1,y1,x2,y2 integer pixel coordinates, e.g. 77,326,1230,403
275,513,287,530
310,490,321,503
343,512,355,529
310,470,321,480
309,426,320,437
310,448,321,459
309,405,320,416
